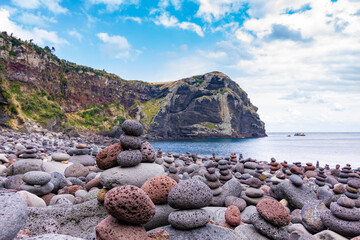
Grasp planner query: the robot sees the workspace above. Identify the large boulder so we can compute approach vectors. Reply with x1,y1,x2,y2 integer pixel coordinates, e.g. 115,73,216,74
99,163,164,188
0,192,28,240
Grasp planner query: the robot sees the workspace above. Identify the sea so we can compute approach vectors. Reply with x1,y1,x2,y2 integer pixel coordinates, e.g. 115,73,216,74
150,132,360,169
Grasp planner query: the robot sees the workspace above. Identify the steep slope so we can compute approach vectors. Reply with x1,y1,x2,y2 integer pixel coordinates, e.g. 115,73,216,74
0,32,266,139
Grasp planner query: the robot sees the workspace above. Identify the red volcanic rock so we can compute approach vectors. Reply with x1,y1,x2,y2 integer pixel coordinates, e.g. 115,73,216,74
41,193,55,206
225,205,241,227
333,183,346,194
141,141,156,163
104,185,155,224
96,143,123,170
256,199,290,227
290,166,304,175
85,177,102,191
96,216,146,240
304,170,317,178
141,176,177,204
68,185,83,195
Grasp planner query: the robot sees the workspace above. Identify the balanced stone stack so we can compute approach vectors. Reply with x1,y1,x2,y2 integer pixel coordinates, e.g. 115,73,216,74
168,179,213,230
304,162,317,178
205,166,222,196
167,166,180,183
243,160,257,175
51,152,70,163
321,196,360,238
96,185,156,239
218,160,232,184
269,158,281,174
163,156,175,171
250,198,290,240
20,171,53,196
345,179,360,200
229,153,237,165
17,144,39,159
330,164,341,177
157,148,163,158
338,164,351,184
315,167,326,186
68,144,95,166
98,120,164,190
241,177,265,205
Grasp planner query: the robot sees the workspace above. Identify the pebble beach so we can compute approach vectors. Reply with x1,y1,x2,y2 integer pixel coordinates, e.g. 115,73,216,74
1,120,360,240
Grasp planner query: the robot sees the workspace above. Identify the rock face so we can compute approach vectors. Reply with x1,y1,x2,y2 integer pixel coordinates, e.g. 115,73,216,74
0,33,265,139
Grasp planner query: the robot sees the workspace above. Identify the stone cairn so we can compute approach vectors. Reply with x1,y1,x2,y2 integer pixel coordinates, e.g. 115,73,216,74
204,162,222,196
241,177,265,206
68,143,95,166
168,179,213,230
345,179,360,200
330,164,341,177
338,164,352,184
321,196,360,238
315,167,326,186
229,153,237,165
250,198,291,240
269,158,281,174
17,144,39,160
218,159,232,184
20,171,53,197
163,155,175,171
167,166,180,183
304,162,317,178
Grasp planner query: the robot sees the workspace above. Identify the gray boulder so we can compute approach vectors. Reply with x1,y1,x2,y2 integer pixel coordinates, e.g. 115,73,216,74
274,181,316,209
0,192,28,240
7,159,44,176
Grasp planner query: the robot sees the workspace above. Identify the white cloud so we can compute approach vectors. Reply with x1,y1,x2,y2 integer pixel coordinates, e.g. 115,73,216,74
17,13,57,27
87,0,139,12
154,12,204,37
11,0,68,14
158,0,183,10
0,8,68,46
195,0,245,22
97,32,140,60
121,16,142,23
68,29,83,41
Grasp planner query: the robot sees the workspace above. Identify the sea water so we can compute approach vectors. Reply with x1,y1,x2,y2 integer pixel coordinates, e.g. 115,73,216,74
150,132,360,168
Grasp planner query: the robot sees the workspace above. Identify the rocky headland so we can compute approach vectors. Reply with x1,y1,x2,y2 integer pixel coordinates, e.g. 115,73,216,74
1,120,360,240
0,32,265,140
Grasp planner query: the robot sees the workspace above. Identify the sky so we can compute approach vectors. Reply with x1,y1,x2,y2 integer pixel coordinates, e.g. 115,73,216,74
0,0,360,132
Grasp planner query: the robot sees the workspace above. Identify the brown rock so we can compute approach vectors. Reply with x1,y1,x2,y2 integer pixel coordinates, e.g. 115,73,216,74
256,198,290,227
290,166,304,175
141,141,156,163
96,216,146,240
104,185,155,224
96,143,123,170
304,170,317,178
41,193,55,206
225,205,241,227
64,163,89,178
219,221,236,230
147,229,170,240
333,183,346,194
141,176,177,204
76,144,87,149
68,185,83,195
85,177,102,191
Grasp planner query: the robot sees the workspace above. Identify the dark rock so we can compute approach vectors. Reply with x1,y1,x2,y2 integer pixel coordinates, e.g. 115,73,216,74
225,196,247,212
330,202,360,221
250,212,289,240
321,209,360,237
274,181,316,209
290,174,303,186
168,209,210,230
116,150,142,167
120,134,141,150
140,141,156,163
301,200,326,233
20,182,54,196
121,120,144,137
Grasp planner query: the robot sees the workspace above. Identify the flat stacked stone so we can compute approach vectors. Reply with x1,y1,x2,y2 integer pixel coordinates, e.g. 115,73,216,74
218,160,232,184
20,171,54,196
241,177,265,205
243,160,257,175
157,148,163,158
229,153,237,165
17,144,39,159
345,179,360,199
96,185,155,240
330,164,341,177
163,156,175,170
271,171,286,185
167,166,180,183
321,196,360,237
338,164,352,184
254,164,267,181
168,179,212,230
51,152,70,163
68,143,95,166
205,166,222,196
250,198,290,240
315,167,326,186
269,158,281,174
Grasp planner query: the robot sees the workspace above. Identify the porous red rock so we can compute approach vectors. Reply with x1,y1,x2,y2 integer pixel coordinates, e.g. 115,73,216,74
225,205,241,227
256,198,290,227
141,141,156,163
95,143,123,170
290,166,304,175
68,185,83,195
95,216,146,240
141,176,177,204
104,185,155,224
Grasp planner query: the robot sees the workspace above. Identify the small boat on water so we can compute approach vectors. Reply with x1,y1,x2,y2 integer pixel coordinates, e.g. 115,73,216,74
294,132,306,136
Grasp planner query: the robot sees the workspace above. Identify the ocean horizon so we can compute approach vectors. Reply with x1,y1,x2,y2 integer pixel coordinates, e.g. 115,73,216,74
150,132,360,169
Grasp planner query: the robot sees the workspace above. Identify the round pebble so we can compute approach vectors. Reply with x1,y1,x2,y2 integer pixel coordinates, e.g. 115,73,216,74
256,198,290,227
22,171,51,186
116,150,142,167
141,176,177,204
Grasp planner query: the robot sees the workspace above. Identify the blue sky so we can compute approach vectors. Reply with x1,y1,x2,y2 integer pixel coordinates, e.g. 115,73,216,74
1,0,360,132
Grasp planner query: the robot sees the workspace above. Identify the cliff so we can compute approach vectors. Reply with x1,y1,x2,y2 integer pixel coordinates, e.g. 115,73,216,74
0,32,266,139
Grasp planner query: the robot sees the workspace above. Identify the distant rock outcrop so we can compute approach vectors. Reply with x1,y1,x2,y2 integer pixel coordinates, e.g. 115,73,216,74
0,32,266,139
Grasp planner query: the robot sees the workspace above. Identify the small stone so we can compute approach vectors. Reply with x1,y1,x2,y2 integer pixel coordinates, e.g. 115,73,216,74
168,179,213,210
51,152,70,162
256,198,290,227
20,182,54,196
96,215,146,240
97,188,108,203
64,163,89,178
121,120,144,136
333,183,346,194
245,188,264,198
225,196,247,212
96,143,123,170
337,196,355,208
17,190,46,207
116,150,142,167
290,174,303,186
225,205,241,227
141,141,156,163
104,185,155,224
141,176,177,204
22,171,51,185
168,209,210,230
